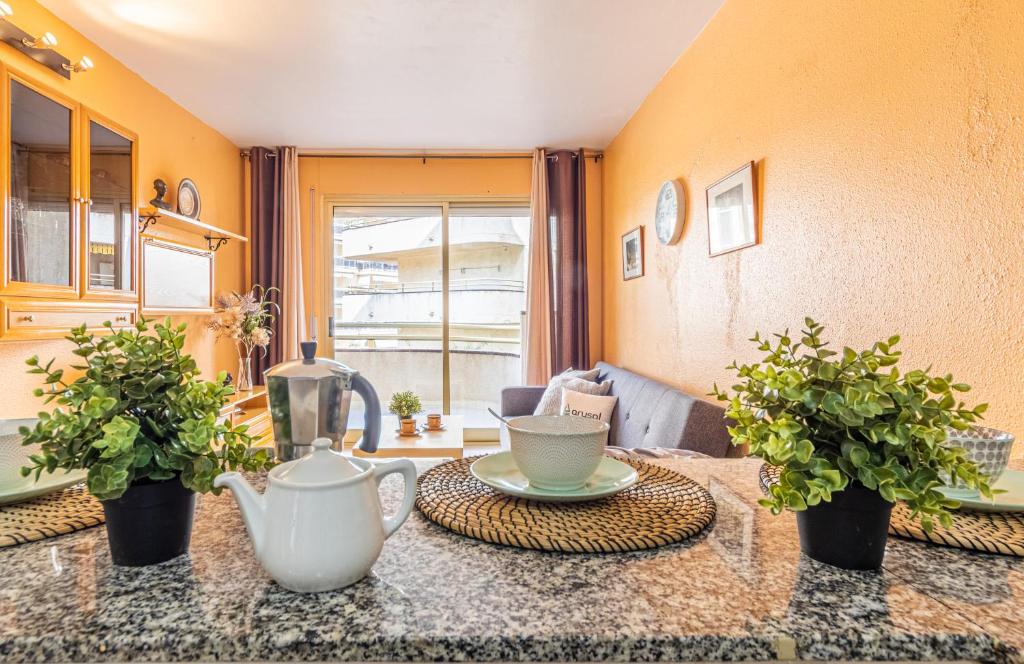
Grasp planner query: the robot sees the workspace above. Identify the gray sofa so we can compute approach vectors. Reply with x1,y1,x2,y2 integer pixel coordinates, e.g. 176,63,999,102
500,361,742,458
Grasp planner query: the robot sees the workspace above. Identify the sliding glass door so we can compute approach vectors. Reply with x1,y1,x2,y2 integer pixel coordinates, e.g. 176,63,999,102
332,206,445,424
329,202,530,430
447,205,530,423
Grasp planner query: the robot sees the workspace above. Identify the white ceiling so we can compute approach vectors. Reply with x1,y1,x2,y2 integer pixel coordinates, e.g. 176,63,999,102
39,0,722,150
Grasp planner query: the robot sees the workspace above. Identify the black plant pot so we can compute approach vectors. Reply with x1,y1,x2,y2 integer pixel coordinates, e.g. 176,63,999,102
795,482,893,570
101,477,196,567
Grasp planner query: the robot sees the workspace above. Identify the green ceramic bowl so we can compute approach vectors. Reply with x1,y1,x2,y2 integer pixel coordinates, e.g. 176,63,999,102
0,419,86,505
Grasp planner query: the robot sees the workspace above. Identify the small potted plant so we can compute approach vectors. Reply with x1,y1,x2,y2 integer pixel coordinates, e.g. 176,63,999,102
712,318,991,570
21,319,274,567
389,391,423,436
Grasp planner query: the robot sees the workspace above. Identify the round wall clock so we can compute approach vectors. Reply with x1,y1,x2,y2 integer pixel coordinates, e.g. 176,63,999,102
177,178,201,219
654,179,685,245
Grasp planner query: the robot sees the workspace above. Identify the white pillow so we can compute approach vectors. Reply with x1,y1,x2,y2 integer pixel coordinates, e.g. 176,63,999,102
533,368,607,416
561,387,618,423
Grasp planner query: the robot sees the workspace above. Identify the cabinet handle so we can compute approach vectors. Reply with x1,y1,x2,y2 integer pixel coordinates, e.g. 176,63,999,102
115,315,128,322
21,314,34,323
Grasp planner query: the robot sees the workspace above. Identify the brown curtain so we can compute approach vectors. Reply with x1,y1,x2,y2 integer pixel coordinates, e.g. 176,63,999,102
523,148,553,385
547,149,589,373
249,147,283,383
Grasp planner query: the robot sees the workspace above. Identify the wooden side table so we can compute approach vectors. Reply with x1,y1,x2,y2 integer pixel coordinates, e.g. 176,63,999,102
350,415,464,459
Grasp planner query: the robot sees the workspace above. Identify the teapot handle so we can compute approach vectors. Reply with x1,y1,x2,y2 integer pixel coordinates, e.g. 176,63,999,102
371,458,417,539
352,374,382,454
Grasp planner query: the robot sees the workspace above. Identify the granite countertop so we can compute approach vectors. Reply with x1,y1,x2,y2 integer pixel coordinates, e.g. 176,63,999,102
0,457,1022,663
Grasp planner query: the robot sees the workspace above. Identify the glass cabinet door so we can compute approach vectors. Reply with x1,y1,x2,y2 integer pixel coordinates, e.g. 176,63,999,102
8,79,75,290
85,119,134,294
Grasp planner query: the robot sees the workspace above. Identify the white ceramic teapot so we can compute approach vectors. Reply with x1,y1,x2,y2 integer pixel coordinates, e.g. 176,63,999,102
214,437,417,593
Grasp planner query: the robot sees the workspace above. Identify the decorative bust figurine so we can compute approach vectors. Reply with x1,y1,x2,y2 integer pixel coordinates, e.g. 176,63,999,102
149,178,171,210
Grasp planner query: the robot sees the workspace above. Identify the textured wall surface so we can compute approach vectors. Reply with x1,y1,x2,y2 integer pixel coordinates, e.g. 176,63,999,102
602,0,1024,446
0,0,245,419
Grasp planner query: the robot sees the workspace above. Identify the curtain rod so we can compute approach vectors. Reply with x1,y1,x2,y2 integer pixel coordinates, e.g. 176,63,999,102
240,149,603,161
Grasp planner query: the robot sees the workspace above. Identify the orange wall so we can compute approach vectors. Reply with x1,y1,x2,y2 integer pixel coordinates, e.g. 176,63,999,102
0,0,244,419
298,155,603,361
602,0,1024,441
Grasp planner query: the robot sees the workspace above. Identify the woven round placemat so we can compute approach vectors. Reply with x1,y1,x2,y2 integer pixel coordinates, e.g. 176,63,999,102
758,464,1024,557
0,484,105,548
415,457,716,553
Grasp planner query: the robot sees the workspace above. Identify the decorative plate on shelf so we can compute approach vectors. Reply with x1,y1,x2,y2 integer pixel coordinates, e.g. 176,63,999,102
655,179,685,245
176,178,201,219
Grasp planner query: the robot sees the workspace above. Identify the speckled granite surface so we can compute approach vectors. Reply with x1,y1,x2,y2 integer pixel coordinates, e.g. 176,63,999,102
0,457,1021,663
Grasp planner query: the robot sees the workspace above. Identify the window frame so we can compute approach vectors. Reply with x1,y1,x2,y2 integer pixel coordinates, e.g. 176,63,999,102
319,194,530,440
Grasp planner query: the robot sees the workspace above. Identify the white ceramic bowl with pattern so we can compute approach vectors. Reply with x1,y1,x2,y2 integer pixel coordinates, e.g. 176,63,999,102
945,425,1015,485
506,415,610,491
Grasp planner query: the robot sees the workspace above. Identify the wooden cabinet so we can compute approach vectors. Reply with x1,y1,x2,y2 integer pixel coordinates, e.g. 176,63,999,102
0,67,138,340
82,112,137,302
3,75,78,299
0,298,136,340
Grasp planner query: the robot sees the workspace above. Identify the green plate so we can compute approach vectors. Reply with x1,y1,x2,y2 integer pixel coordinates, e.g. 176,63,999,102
470,451,638,502
938,469,1024,512
0,419,87,506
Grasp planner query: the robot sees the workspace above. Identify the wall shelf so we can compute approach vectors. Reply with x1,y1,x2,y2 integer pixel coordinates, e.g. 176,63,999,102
138,208,247,251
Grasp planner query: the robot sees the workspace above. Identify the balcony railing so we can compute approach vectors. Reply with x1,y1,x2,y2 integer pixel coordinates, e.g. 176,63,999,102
333,258,398,271
336,277,523,298
89,272,115,288
333,320,521,347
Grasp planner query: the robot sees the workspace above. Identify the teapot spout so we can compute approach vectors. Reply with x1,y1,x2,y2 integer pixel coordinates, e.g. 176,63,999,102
214,471,266,554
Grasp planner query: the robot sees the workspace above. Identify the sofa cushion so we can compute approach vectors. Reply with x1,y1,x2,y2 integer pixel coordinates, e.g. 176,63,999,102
532,368,606,415
595,362,735,458
560,388,618,423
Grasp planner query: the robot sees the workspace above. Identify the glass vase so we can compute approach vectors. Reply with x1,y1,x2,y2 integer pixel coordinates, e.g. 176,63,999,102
236,349,254,392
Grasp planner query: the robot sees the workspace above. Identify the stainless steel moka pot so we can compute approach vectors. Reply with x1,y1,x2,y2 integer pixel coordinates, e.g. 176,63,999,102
264,341,382,461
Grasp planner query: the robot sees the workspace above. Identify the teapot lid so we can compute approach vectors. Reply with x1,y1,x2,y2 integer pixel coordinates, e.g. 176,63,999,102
275,438,363,483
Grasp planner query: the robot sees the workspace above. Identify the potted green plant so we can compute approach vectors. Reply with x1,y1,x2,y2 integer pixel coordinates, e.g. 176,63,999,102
389,391,423,436
20,318,274,567
712,318,991,570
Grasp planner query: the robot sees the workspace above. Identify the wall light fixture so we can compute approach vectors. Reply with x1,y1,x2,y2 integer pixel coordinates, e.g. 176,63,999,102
0,12,89,79
62,55,93,73
22,30,56,49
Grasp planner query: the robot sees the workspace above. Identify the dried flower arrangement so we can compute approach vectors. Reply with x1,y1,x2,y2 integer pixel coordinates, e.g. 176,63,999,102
207,285,279,390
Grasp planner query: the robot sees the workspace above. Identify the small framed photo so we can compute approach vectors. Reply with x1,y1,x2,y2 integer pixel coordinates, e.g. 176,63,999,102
621,226,644,280
706,161,758,257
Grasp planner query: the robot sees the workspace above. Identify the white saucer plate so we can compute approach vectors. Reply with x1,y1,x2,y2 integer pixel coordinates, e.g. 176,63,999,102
0,422,87,505
938,469,1024,513
470,451,638,503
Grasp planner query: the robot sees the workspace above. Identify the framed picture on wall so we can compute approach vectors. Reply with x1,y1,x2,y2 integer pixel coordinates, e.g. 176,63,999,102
706,161,758,257
621,226,644,280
